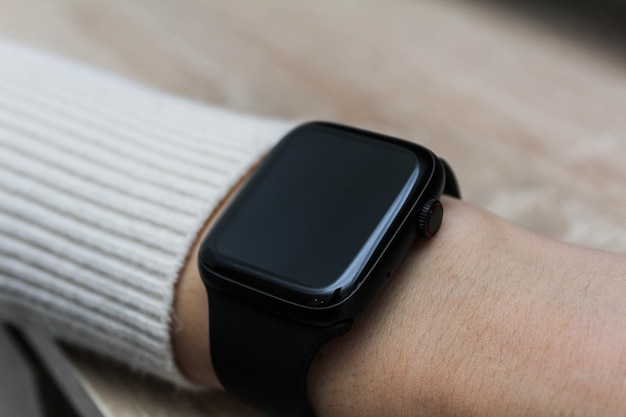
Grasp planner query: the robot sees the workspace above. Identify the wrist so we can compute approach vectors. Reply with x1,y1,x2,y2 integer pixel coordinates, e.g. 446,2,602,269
309,197,626,417
175,190,626,416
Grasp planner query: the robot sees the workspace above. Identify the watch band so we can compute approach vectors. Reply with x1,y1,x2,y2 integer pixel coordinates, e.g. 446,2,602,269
441,158,461,199
209,290,352,417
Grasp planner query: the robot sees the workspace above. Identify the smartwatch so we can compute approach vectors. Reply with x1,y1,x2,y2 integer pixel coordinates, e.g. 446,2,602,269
198,122,461,417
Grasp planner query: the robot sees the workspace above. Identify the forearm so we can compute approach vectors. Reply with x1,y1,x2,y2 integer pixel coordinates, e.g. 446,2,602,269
175,197,626,416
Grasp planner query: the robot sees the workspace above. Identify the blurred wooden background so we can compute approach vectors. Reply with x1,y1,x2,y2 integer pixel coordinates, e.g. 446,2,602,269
1,0,625,416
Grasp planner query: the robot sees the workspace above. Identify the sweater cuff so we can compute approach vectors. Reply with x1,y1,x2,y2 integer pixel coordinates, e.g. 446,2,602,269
0,39,295,386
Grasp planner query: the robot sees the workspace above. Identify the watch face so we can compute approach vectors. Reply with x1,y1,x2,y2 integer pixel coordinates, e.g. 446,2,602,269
201,123,433,307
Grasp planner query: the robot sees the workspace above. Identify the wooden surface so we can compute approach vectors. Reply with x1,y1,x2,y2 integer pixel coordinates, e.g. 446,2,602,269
1,0,625,416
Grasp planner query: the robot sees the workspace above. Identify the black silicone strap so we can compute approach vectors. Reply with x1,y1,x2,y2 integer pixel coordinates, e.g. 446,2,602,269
441,158,461,199
209,291,352,417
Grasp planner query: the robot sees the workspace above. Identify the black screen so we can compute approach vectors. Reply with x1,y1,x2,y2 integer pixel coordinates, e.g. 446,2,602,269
214,125,420,293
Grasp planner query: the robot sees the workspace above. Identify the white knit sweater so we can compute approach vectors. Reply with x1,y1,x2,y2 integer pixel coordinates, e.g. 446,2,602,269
0,39,293,385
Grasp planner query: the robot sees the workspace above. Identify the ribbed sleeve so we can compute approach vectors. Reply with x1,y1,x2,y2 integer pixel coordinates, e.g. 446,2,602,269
0,39,294,386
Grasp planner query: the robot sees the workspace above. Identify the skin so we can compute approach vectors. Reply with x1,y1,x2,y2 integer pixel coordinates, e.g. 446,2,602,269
175,196,626,417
